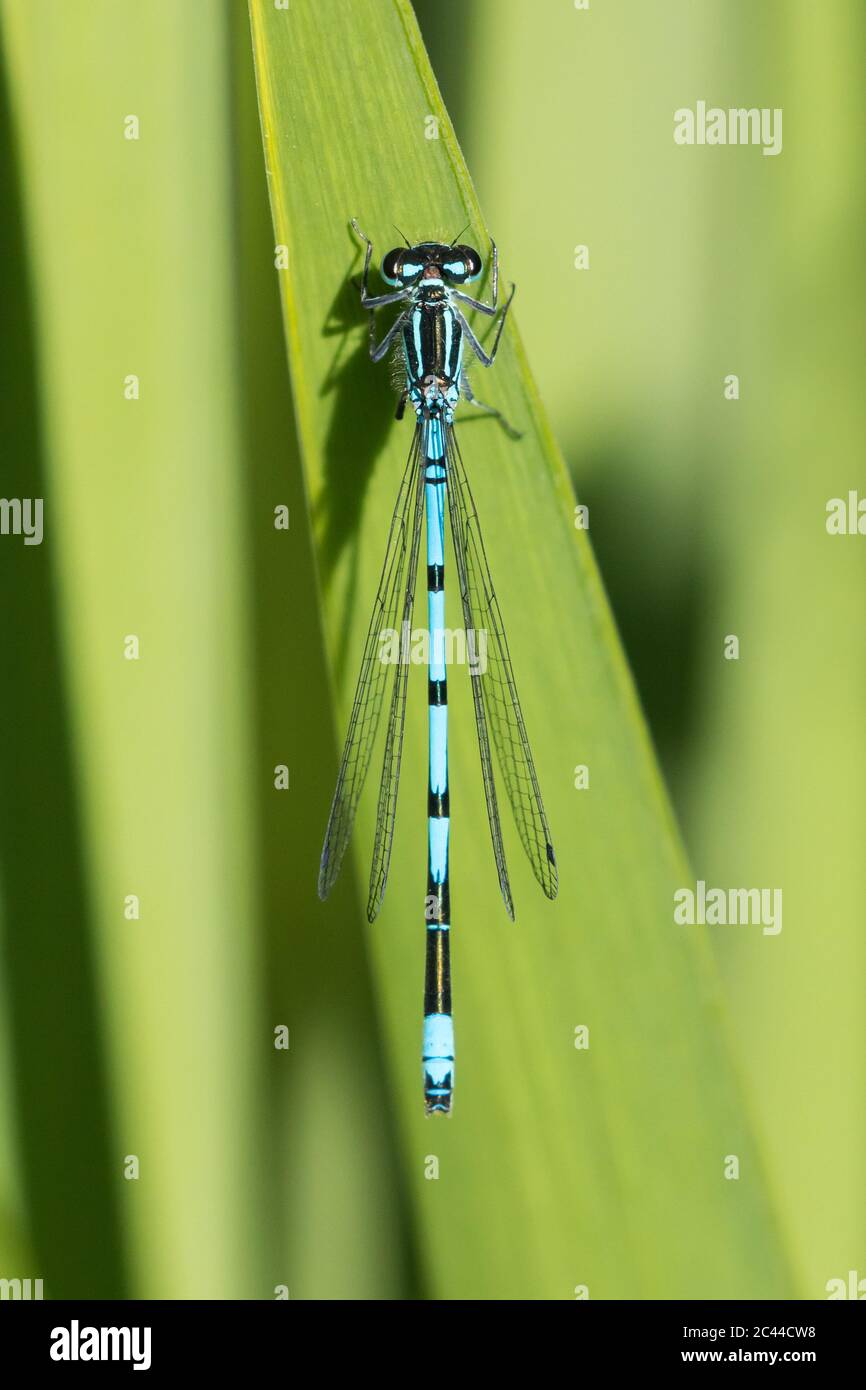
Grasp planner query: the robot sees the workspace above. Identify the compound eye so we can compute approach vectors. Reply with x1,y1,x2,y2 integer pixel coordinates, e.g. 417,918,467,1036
443,245,482,283
382,248,424,286
381,247,405,285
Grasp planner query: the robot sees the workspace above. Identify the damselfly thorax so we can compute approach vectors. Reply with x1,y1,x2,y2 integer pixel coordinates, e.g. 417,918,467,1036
404,277,463,422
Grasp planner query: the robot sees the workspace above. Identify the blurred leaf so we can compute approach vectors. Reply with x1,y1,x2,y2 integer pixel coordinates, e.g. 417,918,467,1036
683,0,866,1289
0,34,126,1297
249,0,797,1297
1,0,264,1298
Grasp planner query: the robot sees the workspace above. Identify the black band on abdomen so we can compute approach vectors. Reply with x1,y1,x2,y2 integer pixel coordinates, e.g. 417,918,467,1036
428,786,450,818
425,875,450,926
424,927,452,1015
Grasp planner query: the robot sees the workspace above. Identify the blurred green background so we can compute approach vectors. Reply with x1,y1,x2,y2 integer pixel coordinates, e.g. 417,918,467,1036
0,0,861,1299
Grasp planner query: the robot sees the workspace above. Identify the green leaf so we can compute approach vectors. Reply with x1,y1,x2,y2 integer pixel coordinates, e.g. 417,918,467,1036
250,0,798,1297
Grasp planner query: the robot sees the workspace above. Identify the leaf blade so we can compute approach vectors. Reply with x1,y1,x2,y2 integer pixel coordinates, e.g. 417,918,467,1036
249,0,798,1299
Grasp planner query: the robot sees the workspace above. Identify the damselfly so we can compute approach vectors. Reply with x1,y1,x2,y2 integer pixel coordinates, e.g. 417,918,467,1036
318,219,557,1113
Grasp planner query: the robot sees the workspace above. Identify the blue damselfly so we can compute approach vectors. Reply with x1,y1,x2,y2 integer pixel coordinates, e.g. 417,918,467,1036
318,220,557,1113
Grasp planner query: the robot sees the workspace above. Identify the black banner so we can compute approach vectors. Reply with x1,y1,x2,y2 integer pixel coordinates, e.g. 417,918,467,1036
0,1298,861,1374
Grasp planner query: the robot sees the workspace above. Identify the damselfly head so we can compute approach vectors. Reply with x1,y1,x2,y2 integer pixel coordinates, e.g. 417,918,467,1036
381,241,482,287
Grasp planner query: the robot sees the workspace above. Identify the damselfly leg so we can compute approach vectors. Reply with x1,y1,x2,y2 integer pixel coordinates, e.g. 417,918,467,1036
461,373,522,440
